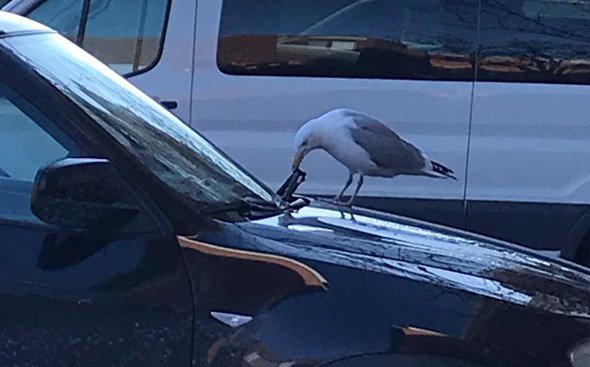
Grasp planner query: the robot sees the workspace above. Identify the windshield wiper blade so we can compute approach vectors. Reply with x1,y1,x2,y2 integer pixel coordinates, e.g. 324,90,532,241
277,168,306,202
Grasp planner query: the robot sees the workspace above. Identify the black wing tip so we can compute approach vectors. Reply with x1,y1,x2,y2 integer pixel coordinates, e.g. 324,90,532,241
432,161,457,180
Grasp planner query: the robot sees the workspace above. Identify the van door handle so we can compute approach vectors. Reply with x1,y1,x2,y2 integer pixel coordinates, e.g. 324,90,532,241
152,96,178,110
160,100,178,110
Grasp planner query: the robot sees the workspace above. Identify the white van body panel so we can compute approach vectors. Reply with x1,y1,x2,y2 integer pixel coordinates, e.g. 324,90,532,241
468,82,590,204
126,0,196,122
191,1,470,198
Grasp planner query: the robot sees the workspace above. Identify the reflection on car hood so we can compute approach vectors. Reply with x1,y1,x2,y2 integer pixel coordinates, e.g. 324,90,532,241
235,202,590,319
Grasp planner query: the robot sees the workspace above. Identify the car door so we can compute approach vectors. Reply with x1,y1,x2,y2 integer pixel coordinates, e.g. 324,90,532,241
191,0,478,229
466,0,590,251
23,0,195,121
0,76,193,364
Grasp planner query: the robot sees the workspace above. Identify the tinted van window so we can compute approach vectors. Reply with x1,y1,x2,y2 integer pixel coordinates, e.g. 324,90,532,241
478,0,590,84
27,0,83,40
29,0,170,75
218,0,478,81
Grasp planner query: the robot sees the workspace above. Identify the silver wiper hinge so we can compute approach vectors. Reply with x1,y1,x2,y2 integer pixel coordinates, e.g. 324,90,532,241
210,311,253,328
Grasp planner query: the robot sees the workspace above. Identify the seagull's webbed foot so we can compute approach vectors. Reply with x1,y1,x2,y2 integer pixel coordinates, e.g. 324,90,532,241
338,208,356,221
316,197,356,220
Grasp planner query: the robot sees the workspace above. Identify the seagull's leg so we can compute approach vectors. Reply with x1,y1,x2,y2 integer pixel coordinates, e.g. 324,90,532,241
334,172,354,202
343,175,364,207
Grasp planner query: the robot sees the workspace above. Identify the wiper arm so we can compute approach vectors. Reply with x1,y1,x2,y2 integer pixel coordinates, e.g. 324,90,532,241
207,195,308,221
206,199,282,221
243,195,309,220
277,168,306,202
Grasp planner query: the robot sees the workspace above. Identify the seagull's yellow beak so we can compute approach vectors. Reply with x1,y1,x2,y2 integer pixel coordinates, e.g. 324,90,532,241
292,148,306,171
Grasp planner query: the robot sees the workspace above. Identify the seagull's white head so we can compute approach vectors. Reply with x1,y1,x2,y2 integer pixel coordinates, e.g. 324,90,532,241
292,118,324,171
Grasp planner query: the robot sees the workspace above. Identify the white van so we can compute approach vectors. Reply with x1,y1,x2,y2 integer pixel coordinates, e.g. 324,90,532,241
4,0,590,264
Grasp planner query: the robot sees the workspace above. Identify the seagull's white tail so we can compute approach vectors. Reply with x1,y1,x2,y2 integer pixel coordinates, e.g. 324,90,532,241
424,159,457,180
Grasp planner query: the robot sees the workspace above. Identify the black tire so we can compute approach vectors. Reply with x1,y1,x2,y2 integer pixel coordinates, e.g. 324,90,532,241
573,233,590,267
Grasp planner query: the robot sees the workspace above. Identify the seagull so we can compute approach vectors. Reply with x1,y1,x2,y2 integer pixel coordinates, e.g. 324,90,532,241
292,108,457,206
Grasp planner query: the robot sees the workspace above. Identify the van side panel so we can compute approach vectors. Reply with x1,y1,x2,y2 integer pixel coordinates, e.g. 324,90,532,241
468,83,590,205
128,0,196,122
467,83,590,250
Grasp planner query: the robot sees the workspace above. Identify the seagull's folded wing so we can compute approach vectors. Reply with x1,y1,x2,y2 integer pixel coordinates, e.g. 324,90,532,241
349,115,426,173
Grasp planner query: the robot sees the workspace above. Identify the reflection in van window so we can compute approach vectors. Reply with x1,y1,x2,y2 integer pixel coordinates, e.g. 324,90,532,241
29,0,170,75
217,0,478,81
27,0,83,41
478,0,590,84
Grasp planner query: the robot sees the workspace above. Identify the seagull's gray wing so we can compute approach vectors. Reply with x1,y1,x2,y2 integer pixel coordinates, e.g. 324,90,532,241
349,114,426,173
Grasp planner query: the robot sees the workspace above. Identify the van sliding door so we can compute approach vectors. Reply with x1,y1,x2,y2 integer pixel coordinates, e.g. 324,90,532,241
467,0,590,251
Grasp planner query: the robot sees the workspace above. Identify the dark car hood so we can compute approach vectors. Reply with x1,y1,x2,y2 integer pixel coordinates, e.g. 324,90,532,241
222,201,590,320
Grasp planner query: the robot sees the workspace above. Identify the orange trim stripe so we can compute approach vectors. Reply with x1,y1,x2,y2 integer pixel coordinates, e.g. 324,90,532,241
178,236,328,289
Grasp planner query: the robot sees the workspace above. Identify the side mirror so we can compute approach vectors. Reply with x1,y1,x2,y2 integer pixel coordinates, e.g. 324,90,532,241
31,158,139,232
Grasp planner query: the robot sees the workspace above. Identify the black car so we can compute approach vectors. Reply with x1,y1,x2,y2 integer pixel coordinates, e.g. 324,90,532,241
0,11,589,367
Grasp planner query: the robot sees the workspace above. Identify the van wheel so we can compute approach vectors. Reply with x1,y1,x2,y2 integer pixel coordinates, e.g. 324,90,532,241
574,233,590,267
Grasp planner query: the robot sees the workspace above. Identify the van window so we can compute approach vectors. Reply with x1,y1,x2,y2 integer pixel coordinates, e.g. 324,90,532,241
27,0,83,40
217,0,479,81
478,0,590,84
28,0,170,75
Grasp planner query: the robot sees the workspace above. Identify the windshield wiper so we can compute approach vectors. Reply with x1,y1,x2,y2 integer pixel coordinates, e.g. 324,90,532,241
277,168,306,202
208,168,309,221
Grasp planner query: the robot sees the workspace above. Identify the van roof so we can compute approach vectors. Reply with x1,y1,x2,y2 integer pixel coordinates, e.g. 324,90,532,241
0,10,51,37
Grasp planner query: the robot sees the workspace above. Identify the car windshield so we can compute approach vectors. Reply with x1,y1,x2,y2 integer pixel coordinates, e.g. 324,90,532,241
0,32,279,215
